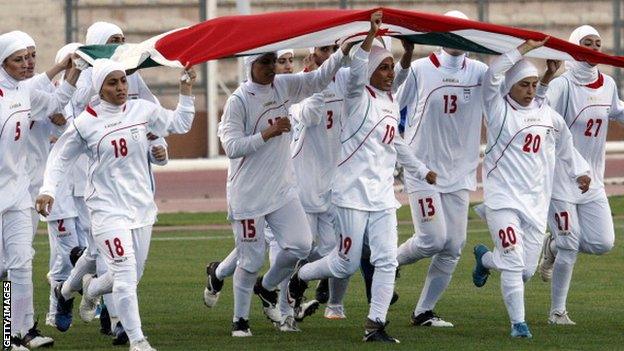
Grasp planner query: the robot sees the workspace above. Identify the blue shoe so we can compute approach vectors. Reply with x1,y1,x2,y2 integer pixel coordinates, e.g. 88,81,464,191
511,322,533,338
472,244,491,287
94,303,102,319
54,284,74,332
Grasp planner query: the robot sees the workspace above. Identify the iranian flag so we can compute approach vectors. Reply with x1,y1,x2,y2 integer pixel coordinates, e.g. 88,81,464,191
76,7,624,70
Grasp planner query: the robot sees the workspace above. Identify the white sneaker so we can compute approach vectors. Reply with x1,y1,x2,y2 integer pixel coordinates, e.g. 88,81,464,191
549,310,576,325
129,338,157,351
294,299,319,322
79,274,99,322
45,313,56,327
278,315,301,332
231,318,252,337
324,304,346,320
539,233,556,282
10,342,29,351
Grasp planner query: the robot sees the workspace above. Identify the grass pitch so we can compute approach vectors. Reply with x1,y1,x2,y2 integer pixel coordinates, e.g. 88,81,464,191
30,198,624,350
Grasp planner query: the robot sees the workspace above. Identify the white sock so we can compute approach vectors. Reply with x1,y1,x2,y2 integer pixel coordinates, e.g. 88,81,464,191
262,250,298,290
415,259,453,315
278,278,293,317
482,251,496,270
9,268,33,337
48,282,60,317
62,253,96,300
396,236,422,266
216,248,238,281
113,276,143,343
551,248,577,313
299,256,333,281
367,268,395,323
88,272,114,297
233,267,257,321
501,270,524,324
328,277,349,305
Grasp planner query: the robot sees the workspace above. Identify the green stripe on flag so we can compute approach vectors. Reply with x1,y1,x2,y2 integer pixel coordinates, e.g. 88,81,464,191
401,32,500,55
77,44,162,70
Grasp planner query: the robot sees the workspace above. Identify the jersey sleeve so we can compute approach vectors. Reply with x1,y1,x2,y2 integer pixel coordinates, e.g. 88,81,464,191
30,80,76,121
71,68,95,114
148,137,169,166
297,93,324,127
278,49,345,104
395,133,430,179
482,49,523,129
40,120,88,199
392,65,410,93
217,93,265,159
537,77,568,119
147,94,195,137
553,112,590,180
608,83,624,123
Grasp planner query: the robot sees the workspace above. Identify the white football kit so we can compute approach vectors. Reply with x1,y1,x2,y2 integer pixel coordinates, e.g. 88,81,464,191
298,47,430,324
395,50,488,317
477,49,589,325
538,69,624,315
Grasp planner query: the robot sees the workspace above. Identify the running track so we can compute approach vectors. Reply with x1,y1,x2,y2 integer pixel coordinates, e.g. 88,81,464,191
154,155,624,213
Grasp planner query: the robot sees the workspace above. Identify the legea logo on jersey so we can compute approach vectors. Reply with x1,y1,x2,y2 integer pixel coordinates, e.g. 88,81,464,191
105,121,121,129
9,102,21,109
264,100,276,107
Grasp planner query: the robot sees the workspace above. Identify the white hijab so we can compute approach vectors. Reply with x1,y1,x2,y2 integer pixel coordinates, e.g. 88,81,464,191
0,31,27,64
85,22,123,45
438,10,468,70
367,45,393,80
504,59,538,94
565,25,600,85
91,58,125,93
10,31,35,48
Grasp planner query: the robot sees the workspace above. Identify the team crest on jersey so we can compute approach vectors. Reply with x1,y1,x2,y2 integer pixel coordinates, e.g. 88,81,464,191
463,88,471,102
130,128,140,141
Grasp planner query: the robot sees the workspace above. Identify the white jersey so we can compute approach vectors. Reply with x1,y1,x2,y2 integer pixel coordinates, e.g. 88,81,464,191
40,96,194,235
540,72,624,204
291,71,347,213
218,49,344,220
25,74,66,201
481,49,590,232
332,47,430,212
0,70,75,213
399,52,488,194
70,69,158,197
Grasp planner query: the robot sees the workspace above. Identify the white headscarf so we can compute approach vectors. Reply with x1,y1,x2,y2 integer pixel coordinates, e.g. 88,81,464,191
565,25,600,85
0,32,27,64
55,42,82,64
277,49,294,59
368,45,393,80
91,58,125,93
243,54,262,82
85,22,123,45
10,31,35,48
504,59,538,93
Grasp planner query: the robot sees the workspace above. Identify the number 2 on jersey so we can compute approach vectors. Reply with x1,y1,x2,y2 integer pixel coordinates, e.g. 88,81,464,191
498,227,517,248
111,138,128,158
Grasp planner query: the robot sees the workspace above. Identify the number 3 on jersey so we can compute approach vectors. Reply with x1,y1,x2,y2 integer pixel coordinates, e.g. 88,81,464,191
111,138,128,158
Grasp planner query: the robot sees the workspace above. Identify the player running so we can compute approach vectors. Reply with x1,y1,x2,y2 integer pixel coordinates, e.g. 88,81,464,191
394,10,489,327
37,58,196,351
537,25,623,325
472,38,591,338
288,12,435,343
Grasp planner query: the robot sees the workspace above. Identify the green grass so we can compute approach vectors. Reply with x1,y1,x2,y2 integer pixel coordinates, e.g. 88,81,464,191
29,197,624,350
